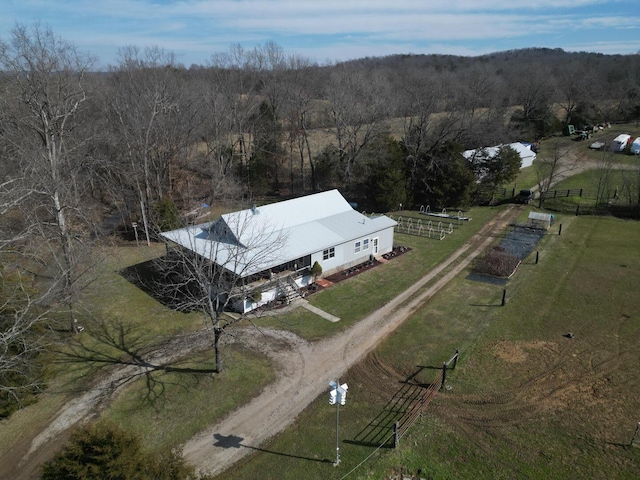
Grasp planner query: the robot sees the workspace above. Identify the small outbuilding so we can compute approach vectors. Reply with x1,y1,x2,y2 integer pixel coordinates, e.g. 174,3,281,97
528,211,553,230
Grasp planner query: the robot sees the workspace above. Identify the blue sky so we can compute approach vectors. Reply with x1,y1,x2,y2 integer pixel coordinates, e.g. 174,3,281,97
1,0,639,68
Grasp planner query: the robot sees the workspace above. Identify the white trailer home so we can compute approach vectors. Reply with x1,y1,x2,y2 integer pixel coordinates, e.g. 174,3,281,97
611,134,631,152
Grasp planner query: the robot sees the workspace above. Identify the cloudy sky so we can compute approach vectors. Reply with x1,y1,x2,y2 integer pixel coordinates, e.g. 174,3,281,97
1,0,639,68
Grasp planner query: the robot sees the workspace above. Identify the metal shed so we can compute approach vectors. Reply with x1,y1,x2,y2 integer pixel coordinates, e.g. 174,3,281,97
528,211,553,230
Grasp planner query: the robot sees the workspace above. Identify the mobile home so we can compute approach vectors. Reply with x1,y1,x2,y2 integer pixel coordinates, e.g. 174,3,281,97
611,134,631,152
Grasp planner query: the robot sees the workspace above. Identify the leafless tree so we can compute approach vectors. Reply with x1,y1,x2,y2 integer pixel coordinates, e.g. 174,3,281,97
323,66,390,189
619,159,640,217
509,65,556,139
535,141,578,208
157,210,288,373
0,23,97,333
205,45,266,195
592,149,618,205
0,265,48,407
555,62,594,126
107,46,193,244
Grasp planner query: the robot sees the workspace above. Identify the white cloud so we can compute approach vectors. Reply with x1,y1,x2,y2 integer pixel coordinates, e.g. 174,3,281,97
2,0,638,66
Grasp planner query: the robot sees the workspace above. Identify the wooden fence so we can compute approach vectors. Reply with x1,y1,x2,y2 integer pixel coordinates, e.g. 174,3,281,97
480,187,617,202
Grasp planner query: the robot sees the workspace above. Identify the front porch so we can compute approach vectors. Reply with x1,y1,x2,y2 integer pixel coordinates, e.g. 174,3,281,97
231,255,313,313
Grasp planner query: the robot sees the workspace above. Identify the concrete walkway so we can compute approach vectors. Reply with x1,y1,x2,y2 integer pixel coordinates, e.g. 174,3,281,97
297,299,341,322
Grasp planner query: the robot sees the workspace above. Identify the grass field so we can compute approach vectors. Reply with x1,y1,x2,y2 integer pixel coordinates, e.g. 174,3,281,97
4,122,639,477
223,214,640,479
252,207,500,341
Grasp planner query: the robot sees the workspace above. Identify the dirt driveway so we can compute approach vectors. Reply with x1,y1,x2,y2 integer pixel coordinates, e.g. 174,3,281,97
182,206,521,477
0,205,520,480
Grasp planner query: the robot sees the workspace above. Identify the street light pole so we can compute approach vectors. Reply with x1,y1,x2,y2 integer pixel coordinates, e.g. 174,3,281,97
335,397,340,466
329,380,348,467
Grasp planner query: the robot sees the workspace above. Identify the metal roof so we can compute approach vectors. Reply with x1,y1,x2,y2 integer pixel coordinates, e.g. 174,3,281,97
161,190,397,277
528,211,552,222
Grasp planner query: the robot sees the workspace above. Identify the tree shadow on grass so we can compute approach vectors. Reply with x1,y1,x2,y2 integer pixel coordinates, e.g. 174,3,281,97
54,318,218,404
212,433,332,464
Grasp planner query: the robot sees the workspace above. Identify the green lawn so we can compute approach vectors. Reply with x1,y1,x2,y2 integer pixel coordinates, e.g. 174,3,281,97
101,346,275,453
252,207,502,341
225,215,640,480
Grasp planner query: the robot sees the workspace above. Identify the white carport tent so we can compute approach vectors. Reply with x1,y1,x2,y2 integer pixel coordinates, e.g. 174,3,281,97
463,142,537,169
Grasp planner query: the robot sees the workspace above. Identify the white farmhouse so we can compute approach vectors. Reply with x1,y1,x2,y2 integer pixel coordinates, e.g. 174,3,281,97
160,190,397,312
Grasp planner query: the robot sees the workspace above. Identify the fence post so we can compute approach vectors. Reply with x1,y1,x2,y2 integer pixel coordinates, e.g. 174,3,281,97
453,349,459,369
441,362,447,390
579,188,583,197
575,204,580,216
535,251,539,264
394,421,399,448
559,224,563,236
501,288,507,306
631,422,640,447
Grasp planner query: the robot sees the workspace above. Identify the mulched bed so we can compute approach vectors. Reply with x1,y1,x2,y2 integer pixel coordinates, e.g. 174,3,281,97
303,245,411,296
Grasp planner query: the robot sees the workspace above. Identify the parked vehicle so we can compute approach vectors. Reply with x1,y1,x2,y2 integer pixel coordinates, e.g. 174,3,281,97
611,134,631,152
515,189,535,204
631,137,640,155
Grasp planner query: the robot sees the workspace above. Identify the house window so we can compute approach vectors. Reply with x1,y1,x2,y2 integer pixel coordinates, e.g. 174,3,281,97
363,239,369,250
354,241,361,253
323,247,335,260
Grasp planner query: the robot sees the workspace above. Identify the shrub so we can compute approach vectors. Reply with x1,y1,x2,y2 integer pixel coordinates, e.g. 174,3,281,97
473,246,520,277
310,261,323,281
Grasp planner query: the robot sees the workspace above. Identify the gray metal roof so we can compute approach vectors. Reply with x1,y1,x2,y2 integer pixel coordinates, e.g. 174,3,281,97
161,190,397,277
528,211,552,221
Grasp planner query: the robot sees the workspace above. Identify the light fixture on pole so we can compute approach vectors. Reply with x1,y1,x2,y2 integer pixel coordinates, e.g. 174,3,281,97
329,380,348,467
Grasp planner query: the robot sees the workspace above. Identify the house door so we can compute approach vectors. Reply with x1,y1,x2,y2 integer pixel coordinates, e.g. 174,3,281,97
373,237,379,255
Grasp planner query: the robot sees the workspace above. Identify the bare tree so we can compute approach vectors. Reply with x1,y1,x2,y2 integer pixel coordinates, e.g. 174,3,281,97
157,209,288,373
204,44,267,196
0,265,48,409
555,62,594,126
535,141,578,208
592,149,617,205
323,66,390,190
283,78,318,193
509,65,556,139
619,159,640,217
107,46,192,244
0,23,96,333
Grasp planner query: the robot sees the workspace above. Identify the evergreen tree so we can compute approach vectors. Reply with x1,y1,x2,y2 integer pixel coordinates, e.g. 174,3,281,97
41,422,199,480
